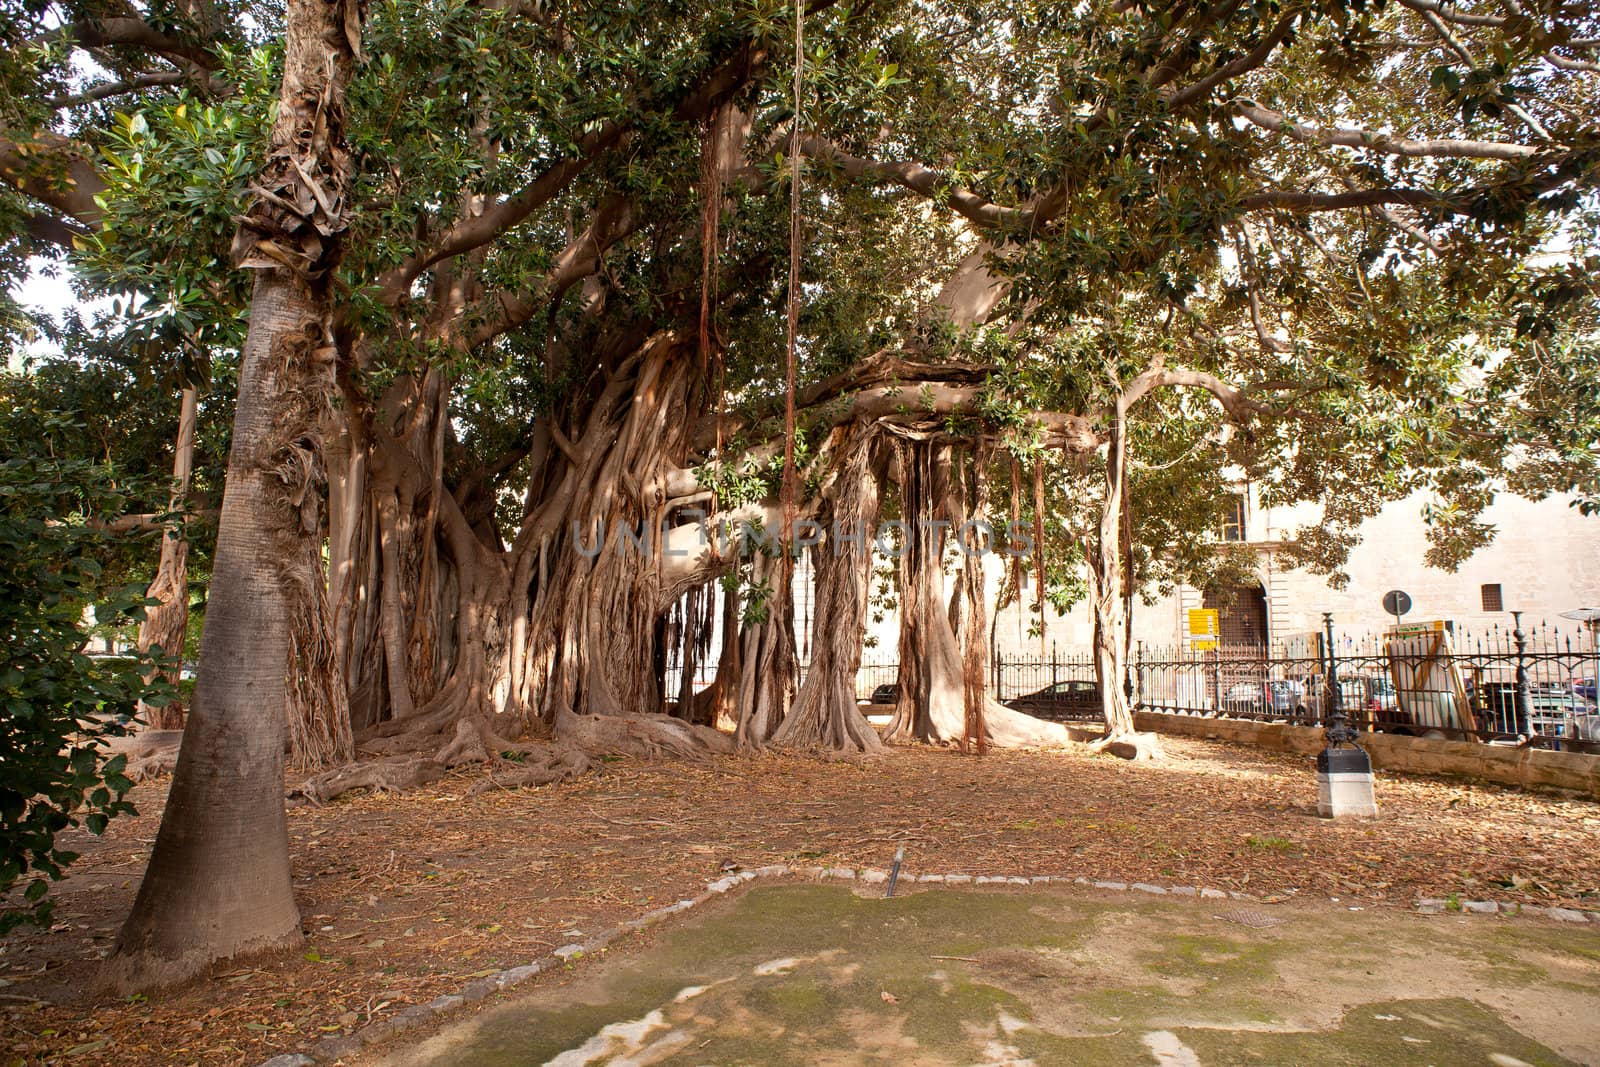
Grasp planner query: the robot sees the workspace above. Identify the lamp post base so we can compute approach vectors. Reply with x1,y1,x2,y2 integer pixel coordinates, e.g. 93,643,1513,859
1317,747,1377,819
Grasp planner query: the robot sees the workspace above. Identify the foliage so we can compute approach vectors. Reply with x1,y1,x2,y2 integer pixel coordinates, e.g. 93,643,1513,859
0,407,174,933
1,0,1597,653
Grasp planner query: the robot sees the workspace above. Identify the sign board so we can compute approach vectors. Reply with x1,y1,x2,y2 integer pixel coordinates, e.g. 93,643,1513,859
1388,619,1447,637
1382,589,1412,617
1384,627,1477,741
1187,608,1219,651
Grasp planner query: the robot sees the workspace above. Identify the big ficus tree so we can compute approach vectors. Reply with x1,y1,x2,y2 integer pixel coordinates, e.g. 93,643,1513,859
2,0,1597,984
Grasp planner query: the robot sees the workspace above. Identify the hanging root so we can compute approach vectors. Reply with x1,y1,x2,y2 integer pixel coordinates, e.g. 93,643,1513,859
1089,731,1166,761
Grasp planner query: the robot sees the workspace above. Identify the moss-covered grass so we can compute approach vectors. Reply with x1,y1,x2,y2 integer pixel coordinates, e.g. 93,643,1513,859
375,884,1598,1067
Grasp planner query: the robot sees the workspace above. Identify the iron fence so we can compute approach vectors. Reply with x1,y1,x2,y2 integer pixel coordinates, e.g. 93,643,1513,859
667,617,1600,752
666,657,903,702
1134,618,1600,753
992,645,1098,702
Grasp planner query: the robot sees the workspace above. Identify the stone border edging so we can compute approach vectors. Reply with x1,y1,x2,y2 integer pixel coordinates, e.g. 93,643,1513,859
255,864,1599,1066
1134,709,1600,798
1414,896,1600,923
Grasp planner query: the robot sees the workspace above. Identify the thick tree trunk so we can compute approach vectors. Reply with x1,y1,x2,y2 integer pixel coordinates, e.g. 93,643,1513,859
772,427,884,752
105,272,327,991
302,336,757,798
1088,412,1163,761
103,0,362,992
732,552,795,747
136,386,197,731
887,439,1075,748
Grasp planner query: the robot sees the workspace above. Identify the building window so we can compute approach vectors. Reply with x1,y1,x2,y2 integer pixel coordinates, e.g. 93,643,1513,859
1481,583,1503,612
1221,493,1247,543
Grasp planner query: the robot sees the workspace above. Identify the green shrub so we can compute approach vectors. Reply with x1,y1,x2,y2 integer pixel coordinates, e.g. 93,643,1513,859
0,416,172,932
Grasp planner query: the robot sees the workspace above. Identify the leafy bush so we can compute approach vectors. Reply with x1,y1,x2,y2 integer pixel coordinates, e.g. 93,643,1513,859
0,410,172,933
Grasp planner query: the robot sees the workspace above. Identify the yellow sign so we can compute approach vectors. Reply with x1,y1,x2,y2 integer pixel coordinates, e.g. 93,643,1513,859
1389,619,1447,636
1188,608,1219,651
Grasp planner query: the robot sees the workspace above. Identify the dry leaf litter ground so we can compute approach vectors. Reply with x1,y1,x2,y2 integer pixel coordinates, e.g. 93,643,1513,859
3,736,1599,1065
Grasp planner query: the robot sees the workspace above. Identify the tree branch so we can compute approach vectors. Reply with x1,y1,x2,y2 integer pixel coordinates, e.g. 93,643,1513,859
1392,0,1506,29
22,211,92,250
1164,5,1307,109
801,137,1029,232
46,71,188,110
1240,186,1447,212
38,18,226,92
0,132,107,227
376,41,769,306
459,195,638,349
1234,100,1543,160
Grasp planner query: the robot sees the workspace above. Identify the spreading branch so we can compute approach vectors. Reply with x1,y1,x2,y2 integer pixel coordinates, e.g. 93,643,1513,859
1234,100,1544,161
0,132,107,228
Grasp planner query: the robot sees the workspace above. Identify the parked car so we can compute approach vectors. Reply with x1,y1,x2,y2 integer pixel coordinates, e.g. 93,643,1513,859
1357,674,1397,712
867,683,900,705
1005,680,1101,721
1219,679,1306,718
1296,672,1393,723
1457,681,1595,739
1529,691,1597,737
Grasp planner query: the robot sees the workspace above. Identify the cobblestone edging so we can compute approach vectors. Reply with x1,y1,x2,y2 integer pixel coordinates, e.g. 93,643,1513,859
1413,897,1600,923
256,865,1598,1066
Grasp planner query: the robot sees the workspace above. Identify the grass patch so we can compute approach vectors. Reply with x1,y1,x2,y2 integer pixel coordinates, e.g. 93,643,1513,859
1243,835,1297,853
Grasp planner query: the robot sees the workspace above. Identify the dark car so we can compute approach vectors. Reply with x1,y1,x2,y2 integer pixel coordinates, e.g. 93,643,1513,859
867,683,900,705
1005,680,1101,721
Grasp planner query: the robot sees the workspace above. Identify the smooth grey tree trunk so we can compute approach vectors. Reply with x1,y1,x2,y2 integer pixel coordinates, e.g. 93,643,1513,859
103,275,314,990
103,0,362,990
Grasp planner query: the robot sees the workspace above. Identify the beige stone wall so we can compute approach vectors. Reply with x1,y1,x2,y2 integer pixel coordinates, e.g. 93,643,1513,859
1135,710,1600,799
856,488,1600,666
986,489,1600,657
1259,491,1600,640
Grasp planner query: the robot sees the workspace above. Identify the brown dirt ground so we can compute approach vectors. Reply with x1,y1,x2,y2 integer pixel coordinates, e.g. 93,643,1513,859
3,736,1598,1066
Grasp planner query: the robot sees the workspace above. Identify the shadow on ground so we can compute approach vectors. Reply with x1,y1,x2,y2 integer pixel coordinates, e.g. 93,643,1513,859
366,884,1600,1066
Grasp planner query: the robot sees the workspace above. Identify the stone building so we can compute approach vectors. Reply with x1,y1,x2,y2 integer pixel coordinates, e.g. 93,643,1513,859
979,488,1600,659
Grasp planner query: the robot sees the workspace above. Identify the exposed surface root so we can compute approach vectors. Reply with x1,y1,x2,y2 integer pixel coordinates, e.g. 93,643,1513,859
1090,730,1166,761
291,708,737,804
435,718,494,765
554,708,735,759
127,749,180,783
110,730,184,783
978,700,1084,748
465,745,591,796
290,757,446,805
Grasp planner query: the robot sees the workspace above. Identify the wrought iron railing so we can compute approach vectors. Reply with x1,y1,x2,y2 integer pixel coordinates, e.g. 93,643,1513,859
665,617,1599,751
1133,620,1600,752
